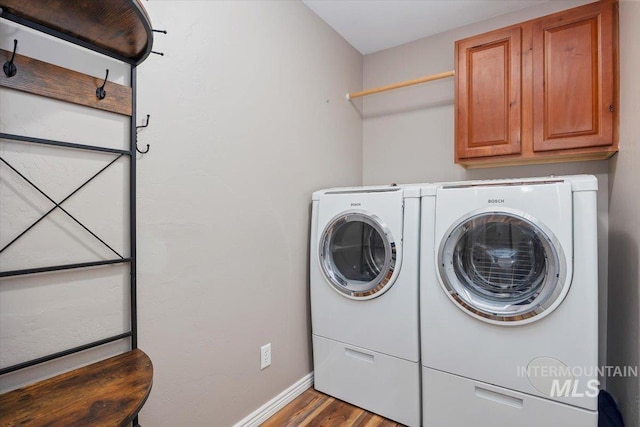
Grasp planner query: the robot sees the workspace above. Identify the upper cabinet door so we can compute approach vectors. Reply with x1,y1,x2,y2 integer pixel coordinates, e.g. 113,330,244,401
455,27,522,160
532,0,615,152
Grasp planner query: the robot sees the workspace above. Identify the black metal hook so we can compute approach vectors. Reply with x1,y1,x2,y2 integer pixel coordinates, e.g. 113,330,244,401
96,69,109,100
136,114,150,131
136,143,150,154
151,29,167,56
136,114,151,154
3,39,18,78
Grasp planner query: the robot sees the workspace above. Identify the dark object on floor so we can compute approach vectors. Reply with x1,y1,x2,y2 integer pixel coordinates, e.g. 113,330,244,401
599,389,625,427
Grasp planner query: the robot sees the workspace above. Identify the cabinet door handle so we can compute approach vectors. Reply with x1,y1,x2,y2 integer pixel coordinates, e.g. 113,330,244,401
609,105,614,112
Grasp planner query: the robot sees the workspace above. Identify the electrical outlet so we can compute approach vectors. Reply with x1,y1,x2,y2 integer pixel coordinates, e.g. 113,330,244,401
260,343,271,370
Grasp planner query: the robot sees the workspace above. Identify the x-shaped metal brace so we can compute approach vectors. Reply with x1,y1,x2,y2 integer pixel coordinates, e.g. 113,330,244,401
0,154,125,259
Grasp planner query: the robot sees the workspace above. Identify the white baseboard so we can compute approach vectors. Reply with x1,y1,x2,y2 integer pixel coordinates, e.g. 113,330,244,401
233,372,314,427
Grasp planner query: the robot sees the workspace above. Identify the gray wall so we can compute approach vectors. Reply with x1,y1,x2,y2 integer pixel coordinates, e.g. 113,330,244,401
0,1,362,426
135,2,362,425
607,1,640,425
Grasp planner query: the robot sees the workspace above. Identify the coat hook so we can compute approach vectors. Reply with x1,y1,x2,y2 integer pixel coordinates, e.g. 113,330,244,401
3,39,18,78
136,114,151,154
136,143,150,154
96,69,109,100
151,29,167,56
136,114,150,130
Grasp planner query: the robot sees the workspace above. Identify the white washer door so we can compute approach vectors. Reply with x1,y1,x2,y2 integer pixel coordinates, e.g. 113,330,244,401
320,211,397,300
438,209,568,323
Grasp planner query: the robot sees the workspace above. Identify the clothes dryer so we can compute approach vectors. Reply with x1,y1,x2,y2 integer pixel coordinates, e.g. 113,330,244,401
311,184,434,427
420,176,599,426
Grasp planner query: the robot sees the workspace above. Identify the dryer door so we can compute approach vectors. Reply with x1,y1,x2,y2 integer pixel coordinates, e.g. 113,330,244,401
438,210,567,323
320,211,397,299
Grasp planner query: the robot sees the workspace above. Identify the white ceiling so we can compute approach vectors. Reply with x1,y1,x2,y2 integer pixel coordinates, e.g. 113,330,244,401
302,0,548,55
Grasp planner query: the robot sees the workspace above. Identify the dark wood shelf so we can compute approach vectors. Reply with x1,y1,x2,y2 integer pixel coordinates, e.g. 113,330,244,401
0,0,153,64
0,349,153,427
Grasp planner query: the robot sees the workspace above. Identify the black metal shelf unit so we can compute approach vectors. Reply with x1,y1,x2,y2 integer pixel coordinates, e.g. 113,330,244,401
0,1,153,384
0,128,136,375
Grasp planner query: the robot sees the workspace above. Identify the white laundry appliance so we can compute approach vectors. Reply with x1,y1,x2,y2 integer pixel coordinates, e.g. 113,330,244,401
311,184,433,427
420,175,599,426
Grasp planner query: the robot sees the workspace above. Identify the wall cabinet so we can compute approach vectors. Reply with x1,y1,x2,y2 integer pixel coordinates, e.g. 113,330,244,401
455,0,618,168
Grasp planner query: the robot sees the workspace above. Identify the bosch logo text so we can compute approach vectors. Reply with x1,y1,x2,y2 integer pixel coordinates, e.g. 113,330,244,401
488,199,505,204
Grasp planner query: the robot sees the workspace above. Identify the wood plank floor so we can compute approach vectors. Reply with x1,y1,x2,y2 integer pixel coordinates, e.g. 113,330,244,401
261,388,405,427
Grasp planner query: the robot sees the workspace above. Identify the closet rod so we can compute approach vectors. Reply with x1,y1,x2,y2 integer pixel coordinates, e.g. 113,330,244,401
346,70,454,100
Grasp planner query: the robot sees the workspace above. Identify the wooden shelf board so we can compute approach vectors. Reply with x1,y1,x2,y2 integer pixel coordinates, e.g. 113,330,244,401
0,349,153,427
0,0,153,64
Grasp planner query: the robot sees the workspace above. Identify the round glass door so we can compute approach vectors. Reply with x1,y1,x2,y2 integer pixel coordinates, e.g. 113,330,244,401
320,212,397,299
438,211,567,322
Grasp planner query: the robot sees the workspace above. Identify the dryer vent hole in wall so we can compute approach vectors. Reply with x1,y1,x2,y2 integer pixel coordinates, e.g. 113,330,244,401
261,343,271,370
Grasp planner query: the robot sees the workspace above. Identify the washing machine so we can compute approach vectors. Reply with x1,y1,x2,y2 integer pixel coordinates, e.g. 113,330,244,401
311,184,433,427
420,175,599,427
